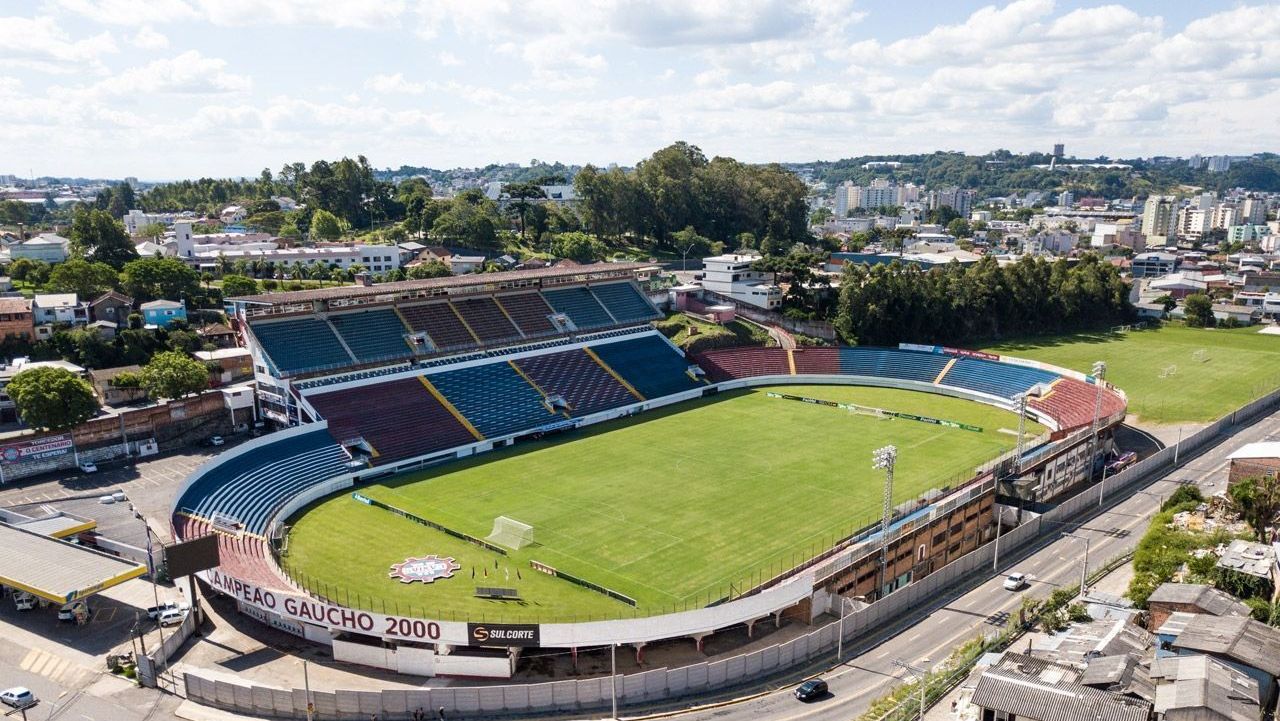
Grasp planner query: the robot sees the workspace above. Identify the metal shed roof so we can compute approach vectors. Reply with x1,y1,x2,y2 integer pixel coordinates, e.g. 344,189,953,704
0,522,145,603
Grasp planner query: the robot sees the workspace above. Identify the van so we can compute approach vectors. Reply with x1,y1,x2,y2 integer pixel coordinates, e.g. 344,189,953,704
13,592,35,611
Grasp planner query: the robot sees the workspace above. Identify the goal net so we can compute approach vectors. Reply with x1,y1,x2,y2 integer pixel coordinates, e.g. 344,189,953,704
488,516,534,550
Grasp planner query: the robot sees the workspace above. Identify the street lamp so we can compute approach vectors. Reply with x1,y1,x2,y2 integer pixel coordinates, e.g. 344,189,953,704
893,658,931,721
874,445,898,598
836,595,858,662
1063,532,1091,598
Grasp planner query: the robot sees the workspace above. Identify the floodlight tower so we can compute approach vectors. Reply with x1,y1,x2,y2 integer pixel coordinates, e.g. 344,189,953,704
1088,361,1107,502
874,445,898,599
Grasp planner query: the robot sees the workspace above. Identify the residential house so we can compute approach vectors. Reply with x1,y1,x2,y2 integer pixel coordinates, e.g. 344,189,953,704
1166,615,1280,706
87,365,146,406
1211,304,1260,325
1150,654,1261,721
971,652,1152,721
11,233,70,263
87,320,117,338
194,348,253,385
1240,272,1280,293
0,298,33,340
1147,584,1250,631
1227,442,1280,484
197,322,238,349
88,291,133,326
31,293,88,327
695,252,783,310
219,205,246,224
447,255,486,274
139,299,186,328
1213,540,1276,599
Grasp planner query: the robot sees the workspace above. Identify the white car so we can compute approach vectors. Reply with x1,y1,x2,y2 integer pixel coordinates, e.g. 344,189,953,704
0,687,35,708
1003,572,1028,591
147,601,189,620
57,600,90,622
158,607,189,626
79,461,98,473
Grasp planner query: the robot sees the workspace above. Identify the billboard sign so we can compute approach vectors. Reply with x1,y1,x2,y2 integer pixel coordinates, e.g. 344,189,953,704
0,435,72,465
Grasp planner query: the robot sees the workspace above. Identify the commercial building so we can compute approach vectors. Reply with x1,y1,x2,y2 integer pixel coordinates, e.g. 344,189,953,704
1130,252,1178,278
10,233,70,263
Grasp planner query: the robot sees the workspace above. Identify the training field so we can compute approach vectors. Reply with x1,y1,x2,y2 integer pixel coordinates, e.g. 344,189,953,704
984,324,1280,425
285,385,1036,623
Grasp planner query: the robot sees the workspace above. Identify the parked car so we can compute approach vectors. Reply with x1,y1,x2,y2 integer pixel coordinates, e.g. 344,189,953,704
206,435,225,447
1003,572,1028,591
0,687,35,708
158,607,189,626
57,600,90,622
795,678,828,702
146,601,188,620
12,592,36,611
79,461,98,473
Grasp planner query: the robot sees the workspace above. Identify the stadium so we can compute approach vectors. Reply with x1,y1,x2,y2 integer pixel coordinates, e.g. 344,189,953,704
170,263,1127,678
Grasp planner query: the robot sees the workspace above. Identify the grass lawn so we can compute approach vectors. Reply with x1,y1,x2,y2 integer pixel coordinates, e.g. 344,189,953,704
984,324,1280,425
285,385,1035,622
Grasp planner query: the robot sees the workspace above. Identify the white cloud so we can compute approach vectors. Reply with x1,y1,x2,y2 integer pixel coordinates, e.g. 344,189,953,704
63,50,251,99
131,26,169,49
0,15,117,69
437,51,462,67
365,72,425,95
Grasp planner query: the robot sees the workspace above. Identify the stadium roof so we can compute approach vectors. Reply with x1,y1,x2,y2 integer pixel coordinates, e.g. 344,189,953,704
229,261,657,306
0,522,146,603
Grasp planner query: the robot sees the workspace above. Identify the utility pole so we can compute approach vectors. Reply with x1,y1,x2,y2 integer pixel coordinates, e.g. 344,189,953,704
303,659,314,721
992,501,1004,573
610,643,618,720
874,445,898,598
1088,361,1107,488
1065,533,1090,598
836,596,854,662
893,658,930,721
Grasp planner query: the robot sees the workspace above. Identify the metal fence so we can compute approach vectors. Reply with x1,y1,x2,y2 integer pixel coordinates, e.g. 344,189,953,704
182,385,1280,720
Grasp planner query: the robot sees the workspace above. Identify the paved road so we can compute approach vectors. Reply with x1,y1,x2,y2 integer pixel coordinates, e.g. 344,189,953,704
649,410,1280,721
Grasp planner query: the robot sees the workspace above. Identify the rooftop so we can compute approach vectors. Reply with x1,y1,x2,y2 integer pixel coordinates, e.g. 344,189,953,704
972,653,1151,721
1171,615,1280,677
33,293,79,308
1227,442,1280,461
1151,654,1259,721
140,299,184,310
0,297,30,314
1147,584,1250,618
0,522,146,603
1214,539,1276,580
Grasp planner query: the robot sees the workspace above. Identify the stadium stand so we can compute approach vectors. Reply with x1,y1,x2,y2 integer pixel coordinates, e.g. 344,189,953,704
790,347,841,375
589,282,660,324
249,317,354,375
171,514,287,589
839,347,952,383
515,349,636,416
175,429,350,535
399,302,476,350
542,287,616,329
431,362,556,438
590,335,703,399
1029,377,1126,431
496,292,557,337
938,357,1060,400
309,377,478,464
452,297,521,344
328,308,413,363
694,347,791,382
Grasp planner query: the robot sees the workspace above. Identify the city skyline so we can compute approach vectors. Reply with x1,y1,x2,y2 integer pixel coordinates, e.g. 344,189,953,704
2,0,1277,179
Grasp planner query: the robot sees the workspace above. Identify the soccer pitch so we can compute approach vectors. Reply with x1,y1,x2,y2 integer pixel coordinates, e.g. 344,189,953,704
985,324,1280,425
284,385,1036,623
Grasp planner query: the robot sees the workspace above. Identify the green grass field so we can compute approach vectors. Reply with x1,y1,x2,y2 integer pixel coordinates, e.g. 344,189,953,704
984,324,1280,425
284,385,1036,622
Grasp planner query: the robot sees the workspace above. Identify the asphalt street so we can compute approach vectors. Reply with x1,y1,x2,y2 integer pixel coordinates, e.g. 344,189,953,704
646,410,1280,721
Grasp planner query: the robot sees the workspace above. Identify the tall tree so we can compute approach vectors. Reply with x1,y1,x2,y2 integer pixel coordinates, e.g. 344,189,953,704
310,209,343,241
121,257,200,302
140,351,209,400
70,208,139,269
504,182,546,241
1230,475,1280,542
1184,293,1215,328
47,259,119,299
6,366,100,430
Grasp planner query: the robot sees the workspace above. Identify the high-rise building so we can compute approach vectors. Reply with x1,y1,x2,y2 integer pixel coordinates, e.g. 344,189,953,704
1140,196,1177,241
1207,155,1232,173
1211,204,1237,230
1058,191,1074,208
1194,191,1215,210
1241,197,1268,225
1187,154,1203,169
927,188,975,218
834,181,854,217
1177,207,1211,241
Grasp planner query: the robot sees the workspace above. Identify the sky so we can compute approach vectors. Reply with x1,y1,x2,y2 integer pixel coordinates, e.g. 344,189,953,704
1,0,1278,180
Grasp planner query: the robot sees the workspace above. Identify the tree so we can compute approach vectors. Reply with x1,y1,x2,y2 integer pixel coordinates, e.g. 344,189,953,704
1229,475,1280,542
138,222,168,240
1184,293,1215,328
1153,294,1177,313
6,366,100,430
810,207,834,226
121,257,200,302
8,258,38,283
550,232,606,263
47,259,119,299
310,209,343,240
431,190,501,249
946,218,973,238
69,208,138,269
406,261,452,279
504,182,546,240
0,199,29,226
140,351,209,400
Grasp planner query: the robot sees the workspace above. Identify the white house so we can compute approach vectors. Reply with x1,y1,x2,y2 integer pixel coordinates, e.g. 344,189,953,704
219,205,247,224
694,253,782,310
11,234,70,264
31,293,88,326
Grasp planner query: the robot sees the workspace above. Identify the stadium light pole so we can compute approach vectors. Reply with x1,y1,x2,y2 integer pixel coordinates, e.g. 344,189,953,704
1014,392,1028,473
874,445,898,599
1088,361,1107,491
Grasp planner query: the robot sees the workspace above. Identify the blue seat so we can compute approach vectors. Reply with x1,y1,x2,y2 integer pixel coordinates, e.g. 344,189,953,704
515,349,636,416
589,283,658,324
177,430,349,535
328,309,412,363
250,318,353,374
838,348,951,383
940,358,1060,399
542,287,615,329
590,334,700,399
430,362,554,438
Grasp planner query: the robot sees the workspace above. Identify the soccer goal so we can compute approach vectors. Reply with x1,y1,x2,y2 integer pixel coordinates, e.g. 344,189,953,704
488,516,534,550
1159,364,1178,379
1193,349,1209,363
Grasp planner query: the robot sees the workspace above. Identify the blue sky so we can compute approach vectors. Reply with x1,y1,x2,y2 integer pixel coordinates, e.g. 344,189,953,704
1,0,1277,179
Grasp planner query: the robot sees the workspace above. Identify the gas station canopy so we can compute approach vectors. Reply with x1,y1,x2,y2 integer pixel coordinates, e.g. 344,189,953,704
0,522,146,603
